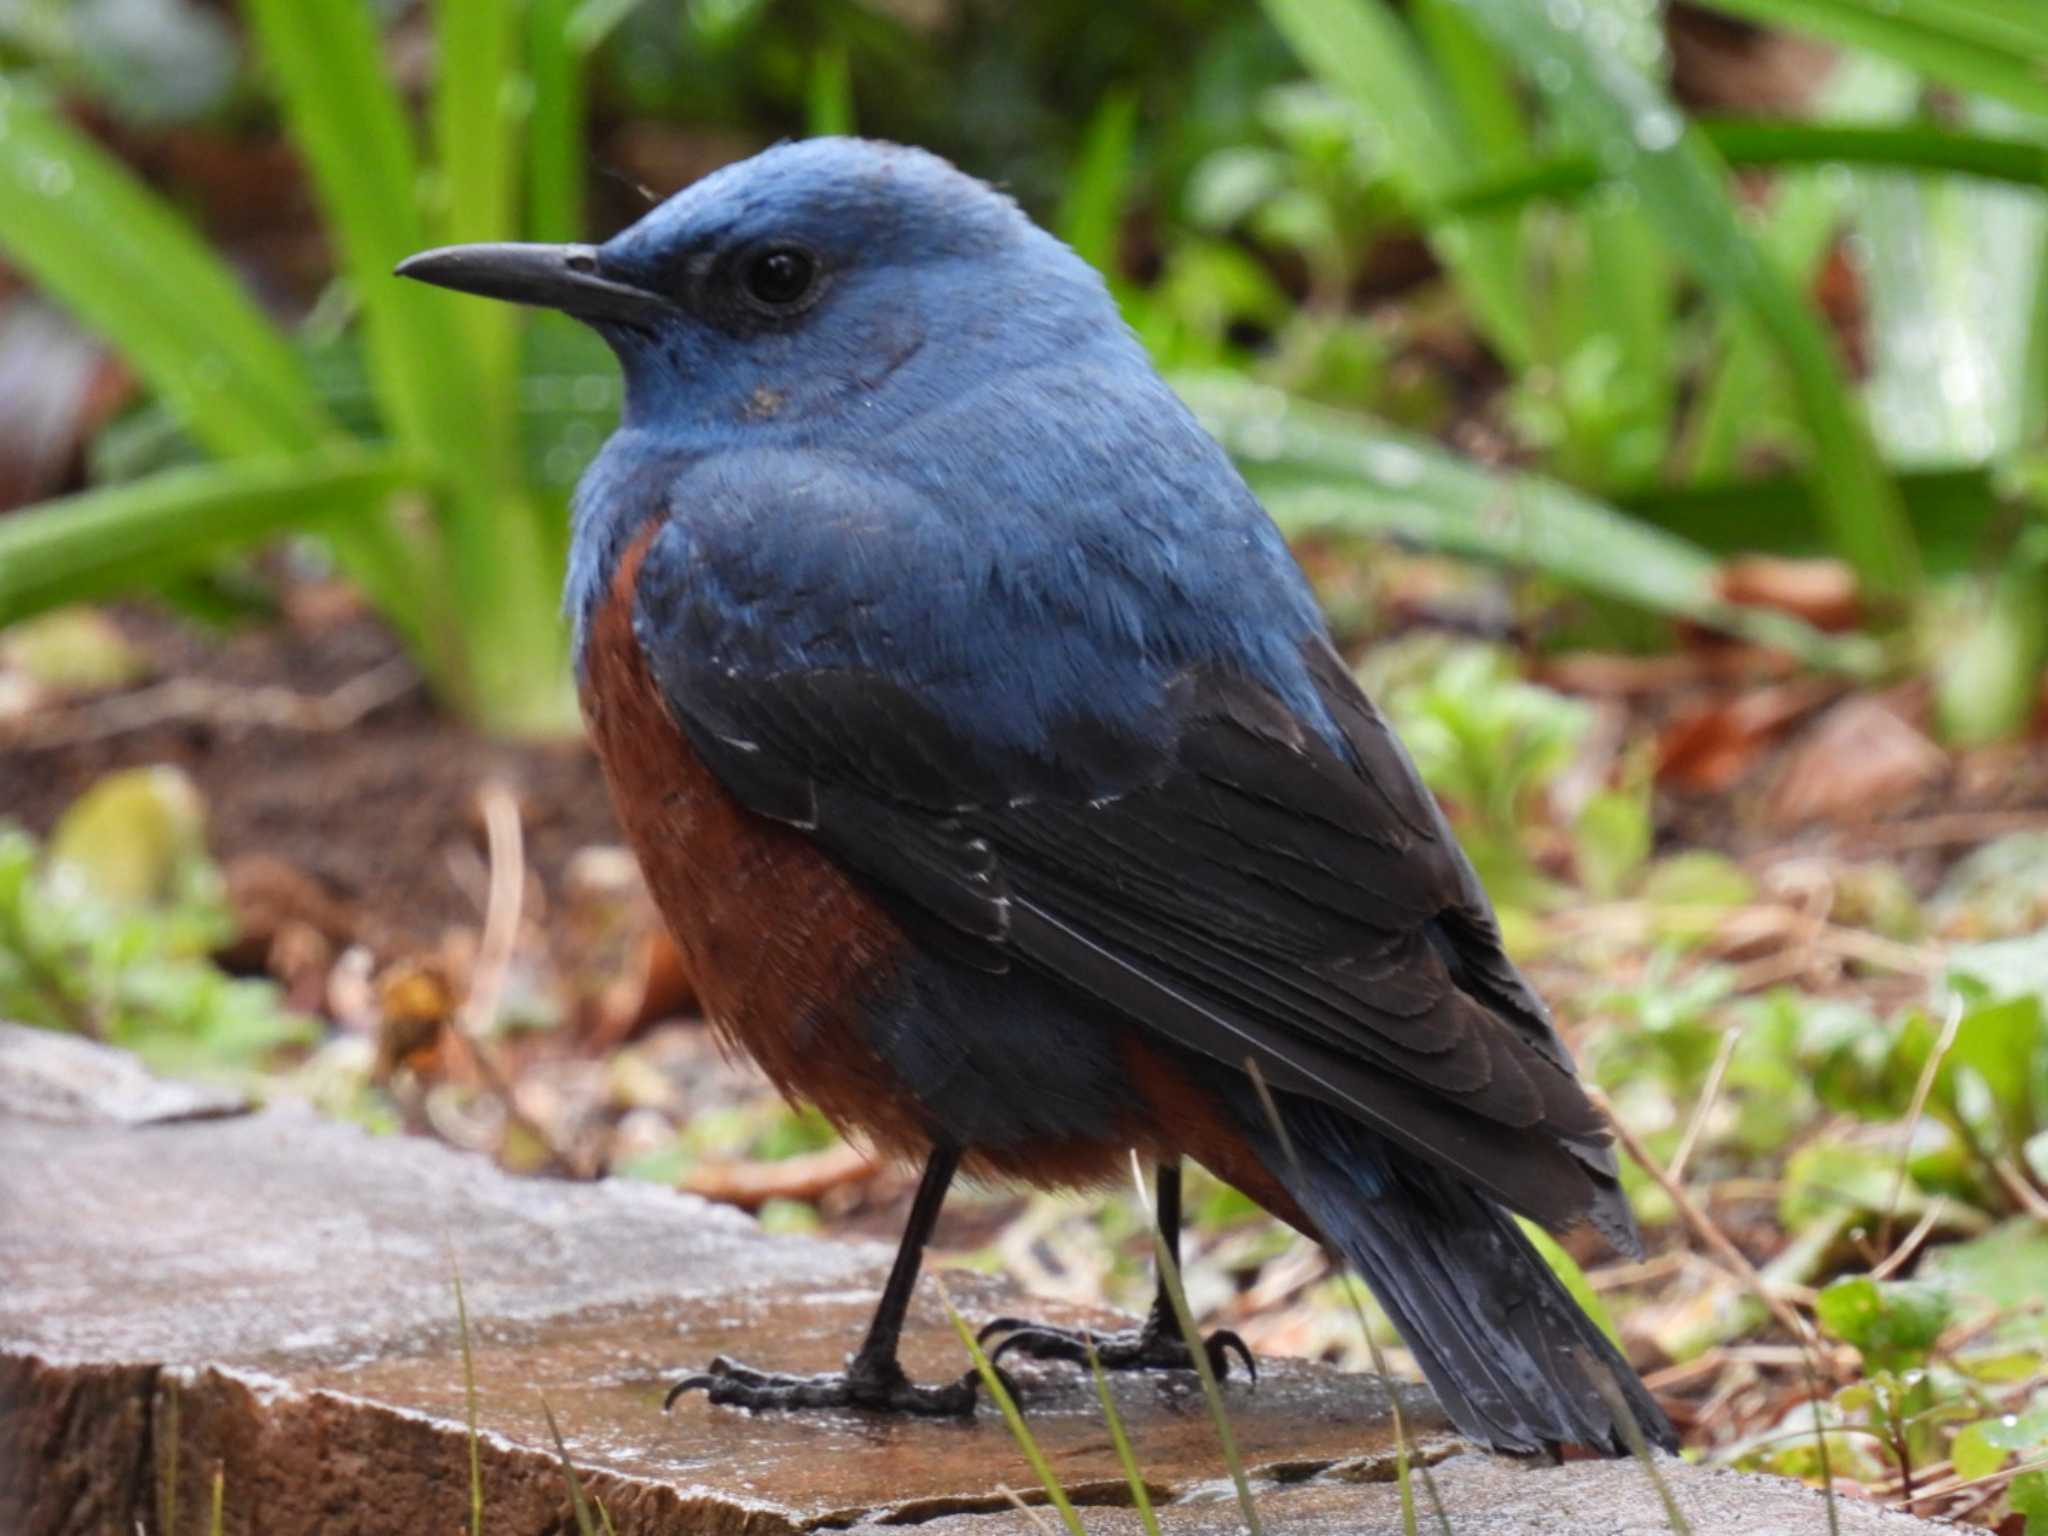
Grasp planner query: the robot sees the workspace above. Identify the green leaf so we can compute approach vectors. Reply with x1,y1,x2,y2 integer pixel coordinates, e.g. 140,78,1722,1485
1948,928,2048,1007
1259,0,1535,366
1620,464,2002,573
1174,373,1880,670
243,0,574,734
527,0,590,244
2011,1466,2048,1531
1923,1219,2048,1344
48,766,212,910
1815,1275,1953,1371
1460,0,1920,603
0,90,333,458
1057,89,1139,278
0,452,419,621
241,0,473,466
1952,1408,2048,1481
1686,0,2048,118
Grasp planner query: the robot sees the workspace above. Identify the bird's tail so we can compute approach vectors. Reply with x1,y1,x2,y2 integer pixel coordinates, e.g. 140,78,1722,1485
1258,1102,1675,1458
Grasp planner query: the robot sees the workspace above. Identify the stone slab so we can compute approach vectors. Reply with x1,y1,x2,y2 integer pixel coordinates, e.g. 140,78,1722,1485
0,1027,1950,1535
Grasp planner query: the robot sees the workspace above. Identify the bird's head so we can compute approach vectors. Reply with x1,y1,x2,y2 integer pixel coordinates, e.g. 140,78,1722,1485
398,137,1124,442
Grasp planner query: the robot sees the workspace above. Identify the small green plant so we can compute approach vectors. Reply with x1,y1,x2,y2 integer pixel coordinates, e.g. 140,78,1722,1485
0,790,311,1073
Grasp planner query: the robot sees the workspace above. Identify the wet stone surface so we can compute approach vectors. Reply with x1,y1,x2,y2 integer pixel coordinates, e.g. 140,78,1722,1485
1,1026,1948,1534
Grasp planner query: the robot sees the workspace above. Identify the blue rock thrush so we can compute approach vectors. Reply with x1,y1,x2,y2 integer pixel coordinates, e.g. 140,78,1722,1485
398,137,1674,1456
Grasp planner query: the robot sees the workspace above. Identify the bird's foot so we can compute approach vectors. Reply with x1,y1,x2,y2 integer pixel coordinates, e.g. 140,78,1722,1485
976,1315,1256,1383
663,1354,991,1416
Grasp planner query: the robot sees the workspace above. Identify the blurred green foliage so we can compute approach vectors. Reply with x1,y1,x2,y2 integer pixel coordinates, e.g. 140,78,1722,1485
1,0,2045,731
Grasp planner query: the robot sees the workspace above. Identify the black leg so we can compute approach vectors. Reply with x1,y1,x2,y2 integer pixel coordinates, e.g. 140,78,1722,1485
978,1160,1255,1382
665,1142,988,1415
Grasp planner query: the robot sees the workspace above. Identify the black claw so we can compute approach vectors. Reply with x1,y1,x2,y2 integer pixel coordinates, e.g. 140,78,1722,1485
1207,1328,1258,1387
662,1356,983,1417
975,1316,1257,1383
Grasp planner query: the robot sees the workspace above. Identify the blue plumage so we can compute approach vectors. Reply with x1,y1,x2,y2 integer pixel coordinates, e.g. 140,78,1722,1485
565,139,1335,766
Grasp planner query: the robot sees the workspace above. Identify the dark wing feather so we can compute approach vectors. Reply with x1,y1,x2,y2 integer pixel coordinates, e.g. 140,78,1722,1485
646,574,1631,1246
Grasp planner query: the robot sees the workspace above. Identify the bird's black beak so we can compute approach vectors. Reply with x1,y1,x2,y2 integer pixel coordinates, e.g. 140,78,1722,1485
394,242,666,325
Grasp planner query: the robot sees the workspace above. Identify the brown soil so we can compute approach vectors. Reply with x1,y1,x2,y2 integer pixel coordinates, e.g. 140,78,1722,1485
0,602,619,948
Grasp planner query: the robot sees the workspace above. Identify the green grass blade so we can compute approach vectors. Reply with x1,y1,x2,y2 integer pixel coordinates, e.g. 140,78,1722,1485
1240,1064,1449,1536
1132,1165,1263,1536
1687,0,2048,116
1583,1357,1694,1536
1260,0,1535,367
539,1396,603,1536
1175,373,1882,671
1410,0,1530,167
244,0,574,732
433,0,521,250
157,1380,180,1536
1086,1343,1162,1536
938,1289,1088,1536
527,0,589,244
1935,528,2048,745
451,1257,484,1536
241,0,472,466
1623,464,2000,573
432,0,523,396
1057,90,1139,278
209,1464,225,1536
1446,119,2048,214
1460,0,1920,604
1682,172,1846,481
806,44,855,137
0,452,419,621
0,92,332,459
565,0,650,50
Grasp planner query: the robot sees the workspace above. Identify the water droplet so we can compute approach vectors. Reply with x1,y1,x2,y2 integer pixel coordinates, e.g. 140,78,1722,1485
1237,421,1284,462
1362,442,1423,488
2002,1414,2020,1428
1632,108,1682,153
1536,58,1572,95
28,157,74,197
571,374,615,411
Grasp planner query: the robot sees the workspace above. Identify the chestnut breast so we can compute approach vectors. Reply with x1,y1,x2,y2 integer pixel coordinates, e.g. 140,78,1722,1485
577,521,932,1154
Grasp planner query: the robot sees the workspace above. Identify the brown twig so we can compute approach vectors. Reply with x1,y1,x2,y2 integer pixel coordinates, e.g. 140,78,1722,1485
1887,1451,2048,1510
1881,994,1962,1253
681,1140,879,1209
461,781,525,1041
1669,1022,1744,1187
1598,1091,1815,1346
1868,1199,1945,1282
0,656,417,750
1992,1157,2048,1223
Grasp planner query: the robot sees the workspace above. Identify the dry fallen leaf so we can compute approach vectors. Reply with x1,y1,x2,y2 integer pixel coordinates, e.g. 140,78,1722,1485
1717,556,1862,632
1768,694,1947,826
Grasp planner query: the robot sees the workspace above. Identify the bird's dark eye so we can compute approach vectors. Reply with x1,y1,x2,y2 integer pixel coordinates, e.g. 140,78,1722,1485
742,246,818,308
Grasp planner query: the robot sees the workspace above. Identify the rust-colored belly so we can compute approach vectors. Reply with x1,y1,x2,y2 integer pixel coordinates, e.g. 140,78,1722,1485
578,523,931,1156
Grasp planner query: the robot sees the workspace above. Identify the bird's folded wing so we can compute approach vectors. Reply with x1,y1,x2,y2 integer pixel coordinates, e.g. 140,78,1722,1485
635,528,1634,1247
